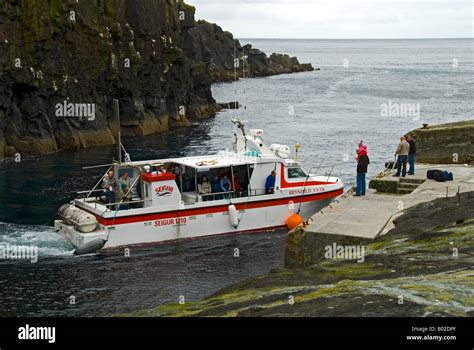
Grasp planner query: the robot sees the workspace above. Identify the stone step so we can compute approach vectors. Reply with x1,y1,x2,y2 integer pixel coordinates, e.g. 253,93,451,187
399,178,426,184
397,188,415,195
398,183,419,190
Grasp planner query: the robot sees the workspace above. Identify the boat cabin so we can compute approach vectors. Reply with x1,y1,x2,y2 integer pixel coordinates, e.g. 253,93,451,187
75,126,323,213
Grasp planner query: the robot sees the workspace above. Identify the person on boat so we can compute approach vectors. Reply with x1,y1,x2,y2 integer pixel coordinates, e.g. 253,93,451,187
407,134,417,175
102,170,117,208
118,171,132,209
171,165,180,176
220,174,232,195
198,176,212,201
355,145,370,197
211,175,222,200
265,171,276,194
183,175,194,192
394,136,410,177
233,172,243,197
159,166,167,174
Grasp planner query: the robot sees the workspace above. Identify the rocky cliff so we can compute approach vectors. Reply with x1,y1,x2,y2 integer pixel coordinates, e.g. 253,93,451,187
0,0,313,160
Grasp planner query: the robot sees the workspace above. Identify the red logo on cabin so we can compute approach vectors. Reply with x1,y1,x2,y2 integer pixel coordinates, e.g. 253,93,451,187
155,185,174,197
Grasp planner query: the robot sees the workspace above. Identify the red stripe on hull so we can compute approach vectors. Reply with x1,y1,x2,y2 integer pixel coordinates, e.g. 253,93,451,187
83,188,343,226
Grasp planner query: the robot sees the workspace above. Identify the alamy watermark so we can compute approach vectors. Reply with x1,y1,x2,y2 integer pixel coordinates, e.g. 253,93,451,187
325,243,365,263
0,244,38,263
55,100,96,121
18,324,55,344
380,100,420,120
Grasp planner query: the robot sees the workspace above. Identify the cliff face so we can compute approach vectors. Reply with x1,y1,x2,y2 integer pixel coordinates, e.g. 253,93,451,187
0,0,313,159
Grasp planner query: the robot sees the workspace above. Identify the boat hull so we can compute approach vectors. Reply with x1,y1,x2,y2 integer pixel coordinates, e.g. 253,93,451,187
55,189,342,250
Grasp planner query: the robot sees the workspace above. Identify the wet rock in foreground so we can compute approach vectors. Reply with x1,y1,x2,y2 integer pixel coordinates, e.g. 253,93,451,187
125,192,474,317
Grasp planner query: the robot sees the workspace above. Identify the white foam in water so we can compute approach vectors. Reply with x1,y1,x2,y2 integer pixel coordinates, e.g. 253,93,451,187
0,222,74,258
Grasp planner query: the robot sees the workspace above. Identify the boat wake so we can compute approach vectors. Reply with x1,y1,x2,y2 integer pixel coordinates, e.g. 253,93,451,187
0,222,74,259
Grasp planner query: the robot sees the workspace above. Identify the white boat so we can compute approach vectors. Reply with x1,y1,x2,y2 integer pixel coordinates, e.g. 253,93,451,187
54,119,344,253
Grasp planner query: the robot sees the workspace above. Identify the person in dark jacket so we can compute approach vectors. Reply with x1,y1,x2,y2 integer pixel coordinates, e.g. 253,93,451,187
211,175,222,200
407,134,416,175
355,145,370,197
265,171,276,194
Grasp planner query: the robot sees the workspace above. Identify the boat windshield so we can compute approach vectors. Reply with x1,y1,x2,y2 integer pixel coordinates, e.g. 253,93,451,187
288,167,307,179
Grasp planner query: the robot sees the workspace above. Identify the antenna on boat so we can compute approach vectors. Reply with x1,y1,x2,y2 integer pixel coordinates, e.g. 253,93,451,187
112,99,131,163
113,99,122,164
242,46,247,121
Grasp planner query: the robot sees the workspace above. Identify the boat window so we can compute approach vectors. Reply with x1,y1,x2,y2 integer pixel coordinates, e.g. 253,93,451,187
288,167,307,179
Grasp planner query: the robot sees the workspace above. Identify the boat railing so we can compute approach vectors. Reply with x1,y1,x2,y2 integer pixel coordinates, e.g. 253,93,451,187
247,188,269,197
197,190,237,201
316,162,346,182
104,199,152,211
196,188,269,202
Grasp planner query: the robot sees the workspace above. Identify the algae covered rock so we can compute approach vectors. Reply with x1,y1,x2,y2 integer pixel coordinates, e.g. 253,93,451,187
125,192,474,317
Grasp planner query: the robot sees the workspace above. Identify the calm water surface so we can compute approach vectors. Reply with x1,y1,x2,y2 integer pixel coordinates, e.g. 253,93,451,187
0,39,472,316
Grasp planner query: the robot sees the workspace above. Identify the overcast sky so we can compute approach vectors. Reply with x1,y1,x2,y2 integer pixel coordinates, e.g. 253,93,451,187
189,0,473,39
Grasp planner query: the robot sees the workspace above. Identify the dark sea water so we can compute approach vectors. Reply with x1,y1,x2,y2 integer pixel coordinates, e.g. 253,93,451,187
0,39,472,316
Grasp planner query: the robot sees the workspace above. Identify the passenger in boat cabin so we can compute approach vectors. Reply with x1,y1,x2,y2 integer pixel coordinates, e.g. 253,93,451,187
102,170,117,207
220,174,232,195
211,175,222,200
265,170,276,194
171,165,180,176
183,175,195,192
198,176,212,201
233,172,243,197
118,170,132,207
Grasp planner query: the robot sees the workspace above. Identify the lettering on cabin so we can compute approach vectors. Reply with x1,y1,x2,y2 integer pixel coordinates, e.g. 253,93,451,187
155,185,174,197
288,187,326,195
154,218,187,227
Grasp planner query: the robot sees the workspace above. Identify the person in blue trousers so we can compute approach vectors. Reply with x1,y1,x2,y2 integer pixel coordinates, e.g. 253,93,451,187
355,146,370,196
394,136,410,177
407,134,416,175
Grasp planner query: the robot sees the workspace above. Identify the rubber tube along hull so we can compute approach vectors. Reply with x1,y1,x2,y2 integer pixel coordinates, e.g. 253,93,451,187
74,238,107,255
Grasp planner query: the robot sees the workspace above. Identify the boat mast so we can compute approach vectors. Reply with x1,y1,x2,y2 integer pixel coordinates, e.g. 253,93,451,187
113,99,122,164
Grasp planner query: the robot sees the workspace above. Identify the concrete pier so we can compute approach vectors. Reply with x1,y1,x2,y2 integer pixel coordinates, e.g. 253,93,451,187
301,163,474,240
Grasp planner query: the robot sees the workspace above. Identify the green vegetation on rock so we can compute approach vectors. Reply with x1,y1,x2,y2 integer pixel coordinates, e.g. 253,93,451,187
123,192,474,317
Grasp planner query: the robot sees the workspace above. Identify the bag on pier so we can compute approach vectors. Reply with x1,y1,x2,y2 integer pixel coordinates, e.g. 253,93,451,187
427,170,454,182
427,170,441,180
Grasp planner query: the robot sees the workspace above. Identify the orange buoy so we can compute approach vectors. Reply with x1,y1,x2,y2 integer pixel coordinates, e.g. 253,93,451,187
286,213,303,230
